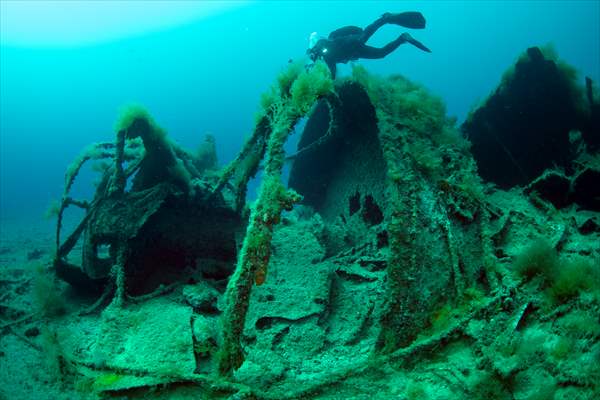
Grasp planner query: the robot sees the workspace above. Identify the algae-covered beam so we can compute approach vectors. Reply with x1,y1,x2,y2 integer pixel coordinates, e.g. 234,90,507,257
55,142,114,249
211,116,270,201
218,61,334,376
377,174,421,350
218,103,302,375
108,129,126,196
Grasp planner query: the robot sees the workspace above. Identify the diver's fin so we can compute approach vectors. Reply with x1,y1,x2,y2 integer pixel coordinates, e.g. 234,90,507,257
383,11,426,29
409,37,431,53
401,33,432,53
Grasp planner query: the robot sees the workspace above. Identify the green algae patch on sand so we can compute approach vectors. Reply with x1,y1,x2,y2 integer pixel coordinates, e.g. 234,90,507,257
91,372,123,391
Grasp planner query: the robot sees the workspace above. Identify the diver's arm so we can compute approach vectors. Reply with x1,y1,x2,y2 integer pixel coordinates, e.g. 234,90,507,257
326,59,337,79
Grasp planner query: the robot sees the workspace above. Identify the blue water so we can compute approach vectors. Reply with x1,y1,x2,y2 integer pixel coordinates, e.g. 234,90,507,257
1,0,599,223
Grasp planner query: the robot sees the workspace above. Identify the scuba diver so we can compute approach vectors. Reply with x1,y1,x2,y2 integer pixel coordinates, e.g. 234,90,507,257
307,12,432,78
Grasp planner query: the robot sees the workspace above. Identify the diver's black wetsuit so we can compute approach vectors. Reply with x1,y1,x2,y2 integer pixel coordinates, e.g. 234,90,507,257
308,12,431,78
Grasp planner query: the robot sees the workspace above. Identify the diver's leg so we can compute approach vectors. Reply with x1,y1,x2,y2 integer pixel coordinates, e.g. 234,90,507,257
359,33,431,59
360,15,388,43
360,12,427,44
359,41,404,60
